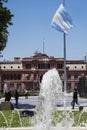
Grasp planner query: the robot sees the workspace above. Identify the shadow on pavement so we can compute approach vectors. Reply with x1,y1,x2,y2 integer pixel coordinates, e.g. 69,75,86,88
13,103,36,109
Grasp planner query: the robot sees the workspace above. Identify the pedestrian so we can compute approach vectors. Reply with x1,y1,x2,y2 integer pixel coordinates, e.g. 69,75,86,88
14,90,19,105
71,88,79,109
5,91,11,101
4,83,11,101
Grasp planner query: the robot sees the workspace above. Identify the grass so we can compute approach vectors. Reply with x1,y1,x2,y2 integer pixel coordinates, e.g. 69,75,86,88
0,110,33,127
0,110,87,128
52,110,87,127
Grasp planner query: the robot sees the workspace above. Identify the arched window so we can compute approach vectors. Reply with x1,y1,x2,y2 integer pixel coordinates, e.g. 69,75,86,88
18,74,21,80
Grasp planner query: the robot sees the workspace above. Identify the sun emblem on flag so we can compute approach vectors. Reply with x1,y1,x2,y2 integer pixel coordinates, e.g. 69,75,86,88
54,14,60,20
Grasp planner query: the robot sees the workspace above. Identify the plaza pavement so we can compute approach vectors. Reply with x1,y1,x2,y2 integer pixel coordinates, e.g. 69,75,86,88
0,93,87,111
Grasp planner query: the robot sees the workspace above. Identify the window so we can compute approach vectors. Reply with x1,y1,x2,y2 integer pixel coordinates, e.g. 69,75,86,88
3,66,6,69
67,74,71,79
14,74,17,80
57,63,63,69
34,74,37,80
26,74,30,80
11,74,13,80
74,66,77,69
11,66,13,69
26,64,31,69
7,74,10,80
74,74,78,79
2,74,6,80
81,66,84,69
18,66,20,69
38,63,50,69
18,74,21,80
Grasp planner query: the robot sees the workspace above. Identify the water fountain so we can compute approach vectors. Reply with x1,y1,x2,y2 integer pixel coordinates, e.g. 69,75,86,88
33,68,87,130
0,68,87,130
34,68,63,130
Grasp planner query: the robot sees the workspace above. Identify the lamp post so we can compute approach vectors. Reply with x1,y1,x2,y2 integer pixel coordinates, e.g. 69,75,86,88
31,67,36,95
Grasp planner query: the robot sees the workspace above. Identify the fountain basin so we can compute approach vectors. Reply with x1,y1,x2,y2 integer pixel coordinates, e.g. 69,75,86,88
4,127,87,130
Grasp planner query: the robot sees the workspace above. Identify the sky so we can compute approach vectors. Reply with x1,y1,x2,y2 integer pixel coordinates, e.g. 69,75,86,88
1,0,87,61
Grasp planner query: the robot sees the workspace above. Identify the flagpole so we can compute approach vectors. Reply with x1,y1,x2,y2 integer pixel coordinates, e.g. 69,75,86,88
62,0,67,111
64,33,67,93
62,0,65,5
62,0,67,94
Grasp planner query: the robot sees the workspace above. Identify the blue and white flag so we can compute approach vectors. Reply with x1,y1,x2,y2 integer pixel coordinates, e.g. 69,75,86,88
51,4,73,34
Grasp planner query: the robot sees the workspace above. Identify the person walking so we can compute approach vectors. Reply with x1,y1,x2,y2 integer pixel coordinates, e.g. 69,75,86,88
5,90,11,101
14,89,19,105
72,88,79,109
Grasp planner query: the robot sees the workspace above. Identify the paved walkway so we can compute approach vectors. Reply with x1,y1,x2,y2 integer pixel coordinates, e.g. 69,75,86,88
0,93,87,111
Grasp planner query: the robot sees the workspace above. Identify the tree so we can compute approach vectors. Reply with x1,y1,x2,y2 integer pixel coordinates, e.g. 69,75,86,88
77,74,87,97
0,0,13,51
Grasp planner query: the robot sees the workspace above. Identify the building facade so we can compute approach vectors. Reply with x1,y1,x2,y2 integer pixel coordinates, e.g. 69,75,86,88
0,52,87,93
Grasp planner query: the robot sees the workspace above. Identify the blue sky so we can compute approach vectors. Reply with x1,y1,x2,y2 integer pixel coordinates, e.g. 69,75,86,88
1,0,87,61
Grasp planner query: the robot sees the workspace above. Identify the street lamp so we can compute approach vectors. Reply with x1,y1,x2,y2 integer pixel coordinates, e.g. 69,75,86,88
31,67,36,95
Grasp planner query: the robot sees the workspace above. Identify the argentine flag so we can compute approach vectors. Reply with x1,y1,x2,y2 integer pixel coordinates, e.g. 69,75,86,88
51,4,73,34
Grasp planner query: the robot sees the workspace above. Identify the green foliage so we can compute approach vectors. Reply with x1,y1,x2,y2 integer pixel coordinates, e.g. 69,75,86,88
0,0,13,51
0,90,39,98
18,91,39,97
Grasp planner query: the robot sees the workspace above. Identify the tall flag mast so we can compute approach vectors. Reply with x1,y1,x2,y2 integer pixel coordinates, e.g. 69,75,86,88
62,0,67,93
43,38,45,54
62,0,65,5
62,0,67,110
51,0,73,94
